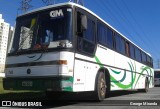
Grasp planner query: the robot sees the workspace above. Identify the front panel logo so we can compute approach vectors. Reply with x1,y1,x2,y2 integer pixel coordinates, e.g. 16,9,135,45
2,101,11,106
50,9,64,17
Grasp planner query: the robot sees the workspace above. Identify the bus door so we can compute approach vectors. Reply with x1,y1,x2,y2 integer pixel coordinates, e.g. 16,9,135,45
75,9,96,91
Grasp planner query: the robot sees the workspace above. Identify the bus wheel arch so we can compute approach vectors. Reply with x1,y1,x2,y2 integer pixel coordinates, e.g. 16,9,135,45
139,77,149,93
94,68,110,101
104,68,111,92
144,77,149,92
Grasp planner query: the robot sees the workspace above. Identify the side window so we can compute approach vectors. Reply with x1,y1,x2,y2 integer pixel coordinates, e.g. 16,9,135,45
83,18,95,42
149,57,151,66
125,41,130,57
77,12,82,34
135,47,141,62
147,56,151,66
77,11,96,56
97,22,107,45
115,34,125,54
97,22,113,49
115,34,121,52
151,58,153,67
130,44,135,59
107,28,113,48
121,38,125,54
142,52,147,64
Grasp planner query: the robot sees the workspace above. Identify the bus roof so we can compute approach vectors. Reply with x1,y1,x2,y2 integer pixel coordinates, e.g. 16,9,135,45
18,2,151,57
154,69,160,71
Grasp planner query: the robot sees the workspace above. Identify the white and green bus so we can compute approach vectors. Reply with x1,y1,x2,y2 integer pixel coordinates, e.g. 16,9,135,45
3,2,154,101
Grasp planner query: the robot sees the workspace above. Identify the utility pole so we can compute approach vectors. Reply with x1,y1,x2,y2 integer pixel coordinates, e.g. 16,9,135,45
18,0,33,13
42,0,55,5
74,0,84,6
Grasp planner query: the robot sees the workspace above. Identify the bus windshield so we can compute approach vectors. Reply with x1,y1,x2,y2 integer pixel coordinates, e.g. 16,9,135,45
11,7,72,53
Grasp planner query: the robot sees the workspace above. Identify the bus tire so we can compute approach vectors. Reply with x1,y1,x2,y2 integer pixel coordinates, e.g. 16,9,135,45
144,78,149,92
141,78,149,93
94,72,106,101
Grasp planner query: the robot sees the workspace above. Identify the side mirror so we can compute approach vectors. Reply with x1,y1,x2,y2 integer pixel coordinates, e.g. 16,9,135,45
81,15,87,30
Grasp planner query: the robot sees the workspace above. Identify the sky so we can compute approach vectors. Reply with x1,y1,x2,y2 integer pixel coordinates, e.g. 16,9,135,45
0,0,160,68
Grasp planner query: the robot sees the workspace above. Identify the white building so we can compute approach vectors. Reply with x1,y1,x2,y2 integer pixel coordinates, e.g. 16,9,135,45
0,14,10,76
7,26,14,53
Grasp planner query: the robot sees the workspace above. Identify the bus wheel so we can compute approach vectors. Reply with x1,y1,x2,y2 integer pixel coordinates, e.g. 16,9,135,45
144,78,149,92
94,72,106,101
141,78,149,93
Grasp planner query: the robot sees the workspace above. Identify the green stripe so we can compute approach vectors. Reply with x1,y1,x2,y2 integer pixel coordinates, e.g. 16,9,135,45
63,87,72,91
95,56,131,89
110,69,121,74
62,77,73,91
94,56,153,89
120,70,126,82
111,76,132,89
110,69,126,83
95,56,103,67
134,66,152,88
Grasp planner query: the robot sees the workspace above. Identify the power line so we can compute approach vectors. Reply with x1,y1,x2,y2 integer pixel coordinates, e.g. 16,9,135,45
94,0,159,68
109,0,151,52
97,0,142,47
109,0,159,67
100,0,158,62
121,0,160,65
70,0,84,6
107,0,143,46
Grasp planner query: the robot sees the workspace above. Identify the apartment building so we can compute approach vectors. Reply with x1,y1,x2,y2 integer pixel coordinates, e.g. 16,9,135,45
0,14,10,75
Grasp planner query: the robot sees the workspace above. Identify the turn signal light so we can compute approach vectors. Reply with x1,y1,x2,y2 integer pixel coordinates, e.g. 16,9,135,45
58,60,67,65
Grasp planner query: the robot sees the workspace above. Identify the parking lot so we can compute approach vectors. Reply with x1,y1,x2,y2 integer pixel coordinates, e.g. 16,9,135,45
1,87,160,108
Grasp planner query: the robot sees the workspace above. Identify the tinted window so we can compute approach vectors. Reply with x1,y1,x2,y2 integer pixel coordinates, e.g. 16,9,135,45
135,48,141,62
77,13,96,56
115,34,120,52
130,44,135,59
125,42,130,57
97,22,113,48
115,34,125,54
121,38,125,54
83,18,95,42
142,52,147,64
97,23,107,45
107,28,113,48
147,56,151,66
77,12,82,34
151,58,153,67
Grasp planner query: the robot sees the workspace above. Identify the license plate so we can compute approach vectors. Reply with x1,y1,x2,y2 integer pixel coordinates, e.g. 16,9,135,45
22,81,33,87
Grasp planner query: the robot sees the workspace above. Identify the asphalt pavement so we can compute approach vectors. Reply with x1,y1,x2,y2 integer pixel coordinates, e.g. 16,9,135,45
1,87,160,109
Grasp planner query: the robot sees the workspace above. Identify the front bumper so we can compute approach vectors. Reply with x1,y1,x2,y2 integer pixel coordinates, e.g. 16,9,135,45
3,76,73,92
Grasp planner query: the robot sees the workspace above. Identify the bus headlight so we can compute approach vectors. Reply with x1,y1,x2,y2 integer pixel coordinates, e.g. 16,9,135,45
57,60,67,65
